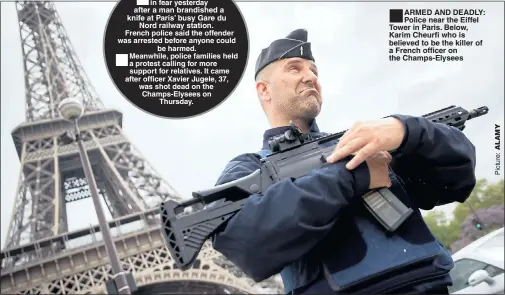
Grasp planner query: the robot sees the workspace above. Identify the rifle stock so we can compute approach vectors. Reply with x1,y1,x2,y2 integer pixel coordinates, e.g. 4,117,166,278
161,105,489,270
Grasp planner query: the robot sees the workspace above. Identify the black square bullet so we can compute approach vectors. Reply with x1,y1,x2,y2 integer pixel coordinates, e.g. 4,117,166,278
390,9,403,23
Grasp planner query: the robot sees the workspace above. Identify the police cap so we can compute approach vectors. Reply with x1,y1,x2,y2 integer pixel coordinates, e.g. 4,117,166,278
254,28,315,80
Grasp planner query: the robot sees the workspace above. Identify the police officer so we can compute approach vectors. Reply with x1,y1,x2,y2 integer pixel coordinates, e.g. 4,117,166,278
210,29,477,294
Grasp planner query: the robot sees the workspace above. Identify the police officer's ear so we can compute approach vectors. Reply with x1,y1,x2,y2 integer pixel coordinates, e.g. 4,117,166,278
255,66,272,102
255,79,271,103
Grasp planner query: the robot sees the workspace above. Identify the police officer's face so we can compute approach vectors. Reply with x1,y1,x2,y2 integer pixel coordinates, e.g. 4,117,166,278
270,58,322,120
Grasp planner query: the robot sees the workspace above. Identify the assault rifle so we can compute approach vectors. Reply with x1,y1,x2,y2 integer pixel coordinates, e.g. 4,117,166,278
160,105,489,270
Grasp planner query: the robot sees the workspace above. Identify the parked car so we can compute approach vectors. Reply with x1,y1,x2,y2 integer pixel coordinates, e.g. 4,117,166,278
448,227,504,294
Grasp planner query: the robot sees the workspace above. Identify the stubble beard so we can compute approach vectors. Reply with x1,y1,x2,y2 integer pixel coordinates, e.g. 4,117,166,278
280,93,321,123
301,95,321,119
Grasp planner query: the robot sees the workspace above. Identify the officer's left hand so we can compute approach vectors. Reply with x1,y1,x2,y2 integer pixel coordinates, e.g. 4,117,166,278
325,117,405,170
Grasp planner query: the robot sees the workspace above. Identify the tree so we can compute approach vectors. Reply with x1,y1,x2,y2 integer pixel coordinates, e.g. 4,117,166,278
422,178,504,252
452,179,504,225
450,204,504,253
423,210,459,248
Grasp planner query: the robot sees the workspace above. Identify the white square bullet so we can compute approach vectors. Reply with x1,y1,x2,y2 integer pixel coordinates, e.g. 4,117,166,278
137,0,149,5
116,54,128,67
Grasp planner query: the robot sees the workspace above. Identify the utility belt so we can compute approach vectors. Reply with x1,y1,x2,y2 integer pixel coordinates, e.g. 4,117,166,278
291,254,450,295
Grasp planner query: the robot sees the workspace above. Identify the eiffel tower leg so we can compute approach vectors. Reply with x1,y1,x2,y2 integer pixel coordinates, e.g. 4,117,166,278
4,137,64,252
85,124,147,217
4,143,30,251
92,124,181,211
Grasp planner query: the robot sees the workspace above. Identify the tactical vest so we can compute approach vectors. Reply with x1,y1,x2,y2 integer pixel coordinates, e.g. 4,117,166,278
254,146,453,294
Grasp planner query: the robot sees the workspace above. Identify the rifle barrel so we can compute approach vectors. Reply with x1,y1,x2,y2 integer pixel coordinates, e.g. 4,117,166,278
468,106,489,120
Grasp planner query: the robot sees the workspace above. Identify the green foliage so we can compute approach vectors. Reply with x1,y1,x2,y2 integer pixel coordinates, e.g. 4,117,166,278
422,178,504,251
423,210,460,248
452,179,504,224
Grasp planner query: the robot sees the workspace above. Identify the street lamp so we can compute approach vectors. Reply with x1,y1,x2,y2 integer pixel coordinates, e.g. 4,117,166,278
58,98,133,295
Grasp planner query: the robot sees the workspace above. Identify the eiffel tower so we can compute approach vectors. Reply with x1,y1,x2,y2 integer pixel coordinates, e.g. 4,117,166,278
0,2,283,294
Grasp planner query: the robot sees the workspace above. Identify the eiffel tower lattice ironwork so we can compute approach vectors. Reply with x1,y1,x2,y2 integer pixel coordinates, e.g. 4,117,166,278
0,2,283,294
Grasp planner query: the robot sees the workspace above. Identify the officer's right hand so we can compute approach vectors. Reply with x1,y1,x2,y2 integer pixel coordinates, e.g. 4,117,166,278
366,151,392,189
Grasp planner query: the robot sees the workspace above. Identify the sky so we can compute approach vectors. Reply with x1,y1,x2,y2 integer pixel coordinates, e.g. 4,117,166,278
1,1,504,250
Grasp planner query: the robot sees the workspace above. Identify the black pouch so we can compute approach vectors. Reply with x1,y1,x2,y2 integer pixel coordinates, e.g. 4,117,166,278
321,255,449,294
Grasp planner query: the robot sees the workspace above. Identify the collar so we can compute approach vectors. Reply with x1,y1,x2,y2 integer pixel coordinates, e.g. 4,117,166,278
261,119,322,150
